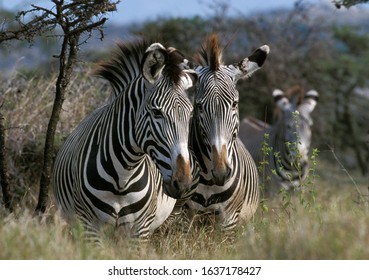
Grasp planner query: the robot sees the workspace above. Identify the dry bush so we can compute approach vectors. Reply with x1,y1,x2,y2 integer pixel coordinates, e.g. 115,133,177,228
0,67,109,209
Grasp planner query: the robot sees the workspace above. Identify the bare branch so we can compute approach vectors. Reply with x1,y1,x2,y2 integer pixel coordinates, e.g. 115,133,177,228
69,17,107,36
0,0,119,44
30,4,58,18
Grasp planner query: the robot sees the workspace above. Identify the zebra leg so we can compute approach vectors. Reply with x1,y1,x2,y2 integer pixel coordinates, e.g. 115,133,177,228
74,211,105,246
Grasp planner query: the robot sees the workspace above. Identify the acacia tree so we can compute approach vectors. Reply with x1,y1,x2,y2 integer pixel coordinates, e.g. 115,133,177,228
0,0,119,214
333,0,369,8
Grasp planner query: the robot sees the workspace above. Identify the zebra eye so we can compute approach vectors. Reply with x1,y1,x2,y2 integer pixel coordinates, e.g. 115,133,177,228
232,132,237,140
232,101,238,109
152,108,163,118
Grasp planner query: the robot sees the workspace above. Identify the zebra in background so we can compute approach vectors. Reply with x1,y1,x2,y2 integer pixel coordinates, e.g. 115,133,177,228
53,40,199,241
182,34,269,231
240,87,319,194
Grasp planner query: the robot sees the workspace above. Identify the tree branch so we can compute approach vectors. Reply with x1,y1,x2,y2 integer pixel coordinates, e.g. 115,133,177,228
68,17,107,36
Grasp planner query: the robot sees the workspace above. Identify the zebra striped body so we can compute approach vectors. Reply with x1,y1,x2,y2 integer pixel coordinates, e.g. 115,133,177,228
241,87,319,194
184,35,269,230
53,40,199,240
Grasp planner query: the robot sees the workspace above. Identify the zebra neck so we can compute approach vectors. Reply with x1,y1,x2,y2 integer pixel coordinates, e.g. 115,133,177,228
96,78,146,171
84,136,149,194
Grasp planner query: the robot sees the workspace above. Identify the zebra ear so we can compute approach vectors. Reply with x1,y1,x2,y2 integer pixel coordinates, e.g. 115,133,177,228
305,90,319,102
301,90,319,114
232,45,269,81
273,89,290,110
182,69,198,90
272,89,284,101
141,43,168,84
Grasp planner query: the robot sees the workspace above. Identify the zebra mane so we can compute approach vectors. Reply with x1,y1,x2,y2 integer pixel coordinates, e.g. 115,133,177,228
285,85,304,106
165,47,189,85
195,34,224,71
95,40,186,97
95,40,149,97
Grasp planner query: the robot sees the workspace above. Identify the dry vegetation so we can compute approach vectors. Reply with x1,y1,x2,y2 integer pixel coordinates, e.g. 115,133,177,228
1,68,109,209
0,69,368,260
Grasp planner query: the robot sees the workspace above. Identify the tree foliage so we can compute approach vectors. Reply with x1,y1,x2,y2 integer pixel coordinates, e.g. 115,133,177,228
333,0,369,8
314,26,369,175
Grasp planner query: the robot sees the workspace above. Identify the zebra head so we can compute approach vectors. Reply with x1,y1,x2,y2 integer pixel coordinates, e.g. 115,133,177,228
273,87,319,163
193,34,269,186
135,43,199,199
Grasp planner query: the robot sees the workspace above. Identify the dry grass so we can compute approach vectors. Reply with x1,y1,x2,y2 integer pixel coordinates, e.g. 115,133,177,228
1,170,367,260
1,68,109,208
0,70,368,260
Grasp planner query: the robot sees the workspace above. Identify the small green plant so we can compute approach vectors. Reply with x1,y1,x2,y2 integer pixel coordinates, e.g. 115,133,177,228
302,148,320,210
291,111,304,187
273,150,294,216
258,133,272,214
290,111,305,206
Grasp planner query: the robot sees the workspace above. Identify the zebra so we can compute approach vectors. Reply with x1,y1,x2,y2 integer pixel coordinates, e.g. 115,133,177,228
52,40,200,241
182,34,269,231
240,87,319,194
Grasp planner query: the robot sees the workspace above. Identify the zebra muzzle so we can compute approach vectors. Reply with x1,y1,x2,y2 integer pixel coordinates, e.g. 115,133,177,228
211,145,231,186
164,154,193,199
211,167,231,186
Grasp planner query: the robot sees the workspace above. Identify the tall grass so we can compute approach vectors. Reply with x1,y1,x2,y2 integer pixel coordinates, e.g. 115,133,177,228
0,70,368,259
1,168,367,260
0,68,109,208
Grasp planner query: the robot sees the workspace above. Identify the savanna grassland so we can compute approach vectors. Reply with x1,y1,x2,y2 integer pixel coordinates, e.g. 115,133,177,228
0,69,368,260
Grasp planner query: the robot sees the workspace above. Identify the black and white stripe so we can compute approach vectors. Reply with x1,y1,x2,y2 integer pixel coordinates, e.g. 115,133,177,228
53,40,199,241
183,35,269,230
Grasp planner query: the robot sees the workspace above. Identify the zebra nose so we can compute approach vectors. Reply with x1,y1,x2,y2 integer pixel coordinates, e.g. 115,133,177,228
211,165,231,186
211,144,231,186
173,179,188,196
163,178,192,199
171,170,193,193
171,180,183,199
163,154,193,199
163,180,181,199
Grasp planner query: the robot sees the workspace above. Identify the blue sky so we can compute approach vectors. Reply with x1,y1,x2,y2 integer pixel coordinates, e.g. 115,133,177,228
1,0,328,25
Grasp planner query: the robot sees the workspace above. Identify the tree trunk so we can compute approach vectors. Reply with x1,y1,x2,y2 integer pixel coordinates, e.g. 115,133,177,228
0,110,13,212
35,35,79,214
